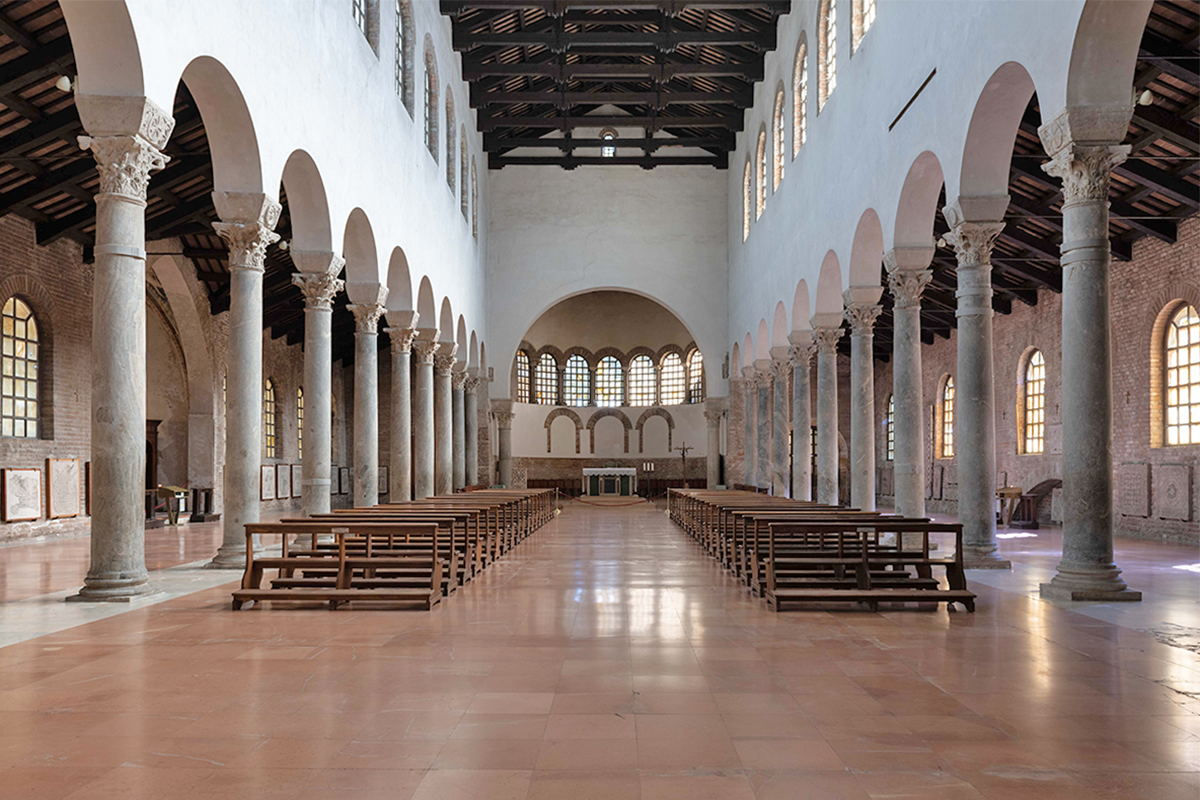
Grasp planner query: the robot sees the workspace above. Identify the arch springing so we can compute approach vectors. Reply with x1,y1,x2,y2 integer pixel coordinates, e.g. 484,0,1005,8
535,353,558,405
1,297,38,438
1166,303,1200,446
516,349,531,403
660,353,685,406
564,354,590,407
793,39,808,157
818,0,837,111
629,355,655,406
1023,350,1046,454
596,356,624,407
264,379,277,459
772,87,785,189
687,349,704,404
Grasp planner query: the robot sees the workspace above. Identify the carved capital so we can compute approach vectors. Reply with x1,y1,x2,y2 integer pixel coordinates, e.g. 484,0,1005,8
885,268,932,309
434,352,457,376
813,326,844,354
292,261,345,309
386,326,418,354
843,302,882,334
79,135,169,202
1042,143,1129,206
943,221,1004,268
213,210,282,273
492,410,516,428
349,301,387,334
741,370,758,391
788,342,816,368
703,408,726,425
464,375,481,392
412,339,439,365
452,370,468,390
769,358,791,382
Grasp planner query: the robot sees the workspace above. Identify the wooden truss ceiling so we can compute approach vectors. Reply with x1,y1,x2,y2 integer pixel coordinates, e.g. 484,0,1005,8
443,0,789,168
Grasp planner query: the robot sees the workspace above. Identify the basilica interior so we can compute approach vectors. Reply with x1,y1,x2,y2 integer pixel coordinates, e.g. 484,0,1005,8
0,1,1197,798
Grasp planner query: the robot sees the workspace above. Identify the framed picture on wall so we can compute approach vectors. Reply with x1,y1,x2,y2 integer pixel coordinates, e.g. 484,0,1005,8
85,461,91,516
378,466,389,495
291,464,302,498
339,467,351,495
330,465,339,495
260,465,276,500
2,467,41,522
275,464,290,500
47,458,81,519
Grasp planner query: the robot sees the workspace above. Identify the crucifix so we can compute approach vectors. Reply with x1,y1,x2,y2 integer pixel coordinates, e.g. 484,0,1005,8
674,442,695,489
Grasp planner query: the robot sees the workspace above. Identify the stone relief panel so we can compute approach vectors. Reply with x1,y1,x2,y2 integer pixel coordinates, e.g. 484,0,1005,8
1154,464,1192,521
1119,463,1150,518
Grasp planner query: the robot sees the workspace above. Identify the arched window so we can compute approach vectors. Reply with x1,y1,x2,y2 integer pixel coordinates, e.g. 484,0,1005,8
755,128,767,220
687,350,704,404
394,0,413,113
1,297,39,438
742,158,752,242
264,379,277,459
423,39,438,160
772,87,785,190
793,37,808,157
660,353,685,406
563,355,590,407
516,350,531,403
535,353,559,405
629,355,655,406
1165,303,1200,446
600,128,617,158
852,0,876,53
885,394,894,461
940,376,954,459
1022,350,1046,454
596,356,624,407
818,0,837,111
353,0,369,38
445,94,457,190
460,130,469,219
297,387,304,460
471,158,478,240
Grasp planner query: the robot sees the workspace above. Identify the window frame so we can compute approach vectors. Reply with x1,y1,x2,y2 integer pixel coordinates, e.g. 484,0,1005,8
596,356,624,407
793,37,808,158
563,354,591,407
772,86,785,190
818,0,837,111
297,386,305,460
885,394,894,461
939,375,954,459
742,158,752,241
629,355,656,406
660,352,686,406
755,127,767,220
1165,303,1200,447
535,353,559,406
1021,350,1046,455
687,349,705,404
264,379,278,459
1,296,39,439
516,349,531,403
600,128,618,158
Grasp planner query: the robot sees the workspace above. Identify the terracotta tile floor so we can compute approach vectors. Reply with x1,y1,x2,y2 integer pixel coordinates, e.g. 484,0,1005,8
0,503,1197,799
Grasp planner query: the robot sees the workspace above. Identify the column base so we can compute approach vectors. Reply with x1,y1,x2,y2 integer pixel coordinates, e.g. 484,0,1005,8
205,547,251,570
1039,565,1141,602
69,572,152,602
961,546,1012,570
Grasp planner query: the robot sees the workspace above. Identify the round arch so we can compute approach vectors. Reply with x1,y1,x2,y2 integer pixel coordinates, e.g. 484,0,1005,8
179,57,264,196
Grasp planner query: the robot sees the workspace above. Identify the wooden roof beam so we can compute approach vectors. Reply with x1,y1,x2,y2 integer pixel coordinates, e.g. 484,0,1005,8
484,133,732,150
462,61,764,81
470,88,752,108
453,28,774,49
443,1,790,14
477,113,740,130
489,153,725,167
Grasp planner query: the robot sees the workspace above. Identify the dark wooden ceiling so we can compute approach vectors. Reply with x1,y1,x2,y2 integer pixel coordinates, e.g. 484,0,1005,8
442,0,789,168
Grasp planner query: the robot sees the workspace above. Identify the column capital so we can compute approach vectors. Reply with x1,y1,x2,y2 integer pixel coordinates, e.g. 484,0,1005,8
386,326,419,354
212,194,282,273
292,259,345,309
464,375,482,392
412,338,439,364
433,343,459,376
813,326,844,354
741,366,758,390
349,291,388,334
788,341,816,367
885,267,933,310
79,135,169,203
491,398,515,429
1041,142,1128,206
843,298,882,334
703,407,726,426
452,370,469,390
769,356,791,382
943,220,1005,268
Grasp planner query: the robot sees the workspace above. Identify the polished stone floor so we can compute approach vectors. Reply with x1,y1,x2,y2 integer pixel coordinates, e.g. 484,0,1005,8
0,504,1198,799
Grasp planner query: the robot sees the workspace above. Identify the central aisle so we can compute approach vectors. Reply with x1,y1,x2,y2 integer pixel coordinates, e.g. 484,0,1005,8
1,502,1196,799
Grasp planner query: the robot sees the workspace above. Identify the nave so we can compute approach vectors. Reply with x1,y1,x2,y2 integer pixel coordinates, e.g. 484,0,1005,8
0,504,1197,799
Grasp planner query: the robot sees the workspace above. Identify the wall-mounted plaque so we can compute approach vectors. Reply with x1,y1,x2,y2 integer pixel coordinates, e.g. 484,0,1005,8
1154,464,1192,521
378,466,389,495
47,458,81,519
275,463,290,500
291,464,303,498
1119,463,1150,518
260,464,276,500
2,468,42,522
339,467,351,495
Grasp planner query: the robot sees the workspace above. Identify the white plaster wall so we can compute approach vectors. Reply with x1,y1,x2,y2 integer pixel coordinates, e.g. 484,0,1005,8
69,0,487,350
487,167,729,397
510,403,708,459
728,0,1089,349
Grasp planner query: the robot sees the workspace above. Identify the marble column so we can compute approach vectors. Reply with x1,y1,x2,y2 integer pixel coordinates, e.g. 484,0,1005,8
433,344,457,496
412,339,437,498
703,397,727,489
742,367,757,488
844,293,882,511
813,326,843,506
885,249,933,519
769,351,790,496
465,372,480,486
208,193,282,569
384,311,418,501
944,200,1010,568
788,334,815,502
1038,114,1140,601
452,368,467,491
292,255,345,519
73,97,173,600
493,399,515,487
349,290,387,508
755,362,771,492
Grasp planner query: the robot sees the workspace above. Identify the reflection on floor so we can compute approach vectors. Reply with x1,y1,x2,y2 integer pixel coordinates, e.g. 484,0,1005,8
0,503,1196,799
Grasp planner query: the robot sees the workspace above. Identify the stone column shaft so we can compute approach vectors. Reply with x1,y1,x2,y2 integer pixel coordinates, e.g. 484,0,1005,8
75,102,173,600
703,397,727,489
293,259,345,519
944,204,1009,568
789,338,815,502
755,371,771,491
770,359,790,496
742,370,757,488
465,376,480,486
412,339,437,498
1037,120,1139,601
452,370,466,490
433,346,457,496
814,327,843,506
493,400,514,487
845,296,882,512
885,254,932,519
385,322,417,502
349,292,387,508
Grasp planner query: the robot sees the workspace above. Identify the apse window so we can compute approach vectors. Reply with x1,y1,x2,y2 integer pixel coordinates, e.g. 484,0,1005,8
1166,303,1200,446
564,355,591,407
1,297,38,438
629,355,656,406
660,353,685,406
600,129,617,158
535,353,559,405
596,356,624,407
516,350,531,403
687,350,704,404
1023,350,1045,454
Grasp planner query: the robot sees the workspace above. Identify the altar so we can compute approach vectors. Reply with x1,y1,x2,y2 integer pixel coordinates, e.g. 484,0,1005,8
583,467,637,497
